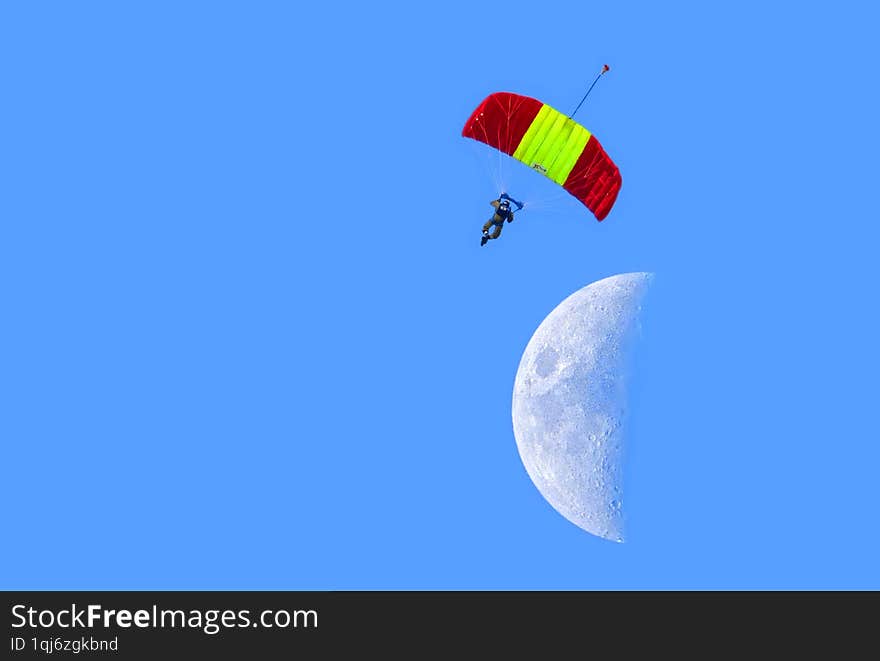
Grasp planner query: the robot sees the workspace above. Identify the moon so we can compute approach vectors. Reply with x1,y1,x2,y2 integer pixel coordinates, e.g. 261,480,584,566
511,272,652,542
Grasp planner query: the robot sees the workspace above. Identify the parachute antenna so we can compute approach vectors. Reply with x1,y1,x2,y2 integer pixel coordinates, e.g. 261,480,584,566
569,64,610,119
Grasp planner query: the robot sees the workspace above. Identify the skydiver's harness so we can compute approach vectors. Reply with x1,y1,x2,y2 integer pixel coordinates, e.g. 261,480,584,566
494,205,512,224
494,193,523,224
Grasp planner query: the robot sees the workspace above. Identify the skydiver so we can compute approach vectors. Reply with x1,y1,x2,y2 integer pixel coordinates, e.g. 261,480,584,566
481,193,523,246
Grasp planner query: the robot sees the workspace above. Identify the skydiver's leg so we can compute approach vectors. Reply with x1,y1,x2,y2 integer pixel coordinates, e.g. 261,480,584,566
490,222,503,240
483,219,494,234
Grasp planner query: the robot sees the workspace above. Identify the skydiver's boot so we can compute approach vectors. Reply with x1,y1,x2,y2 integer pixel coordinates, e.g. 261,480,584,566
481,231,489,246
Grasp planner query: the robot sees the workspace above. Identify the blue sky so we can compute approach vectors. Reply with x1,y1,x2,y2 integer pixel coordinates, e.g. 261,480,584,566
2,2,878,589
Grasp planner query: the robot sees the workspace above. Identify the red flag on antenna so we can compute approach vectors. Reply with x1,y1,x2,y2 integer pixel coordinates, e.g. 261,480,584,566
602,64,610,73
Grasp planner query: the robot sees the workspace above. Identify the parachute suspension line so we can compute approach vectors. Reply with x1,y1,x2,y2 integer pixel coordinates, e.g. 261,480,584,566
569,64,610,119
472,140,502,196
490,107,509,197
467,119,501,195
498,106,511,193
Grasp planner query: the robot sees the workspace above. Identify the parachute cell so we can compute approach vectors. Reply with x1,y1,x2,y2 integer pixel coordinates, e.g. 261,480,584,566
462,92,622,221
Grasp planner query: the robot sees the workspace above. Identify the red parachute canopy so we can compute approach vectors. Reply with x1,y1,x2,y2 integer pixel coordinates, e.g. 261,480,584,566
462,92,621,221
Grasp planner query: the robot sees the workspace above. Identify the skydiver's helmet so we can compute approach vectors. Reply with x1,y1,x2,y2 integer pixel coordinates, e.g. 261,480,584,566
499,198,510,210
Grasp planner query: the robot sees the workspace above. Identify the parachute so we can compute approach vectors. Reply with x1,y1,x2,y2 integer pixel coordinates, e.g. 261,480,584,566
462,91,622,221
